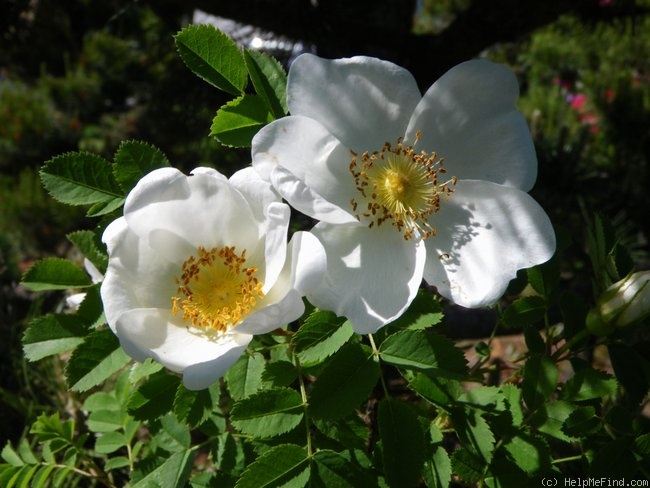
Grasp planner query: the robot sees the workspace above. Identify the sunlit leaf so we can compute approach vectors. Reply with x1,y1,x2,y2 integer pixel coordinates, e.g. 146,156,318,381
94,432,128,454
40,152,124,213
65,329,131,392
231,387,304,439
235,444,310,488
66,230,108,273
560,367,617,402
23,314,87,361
291,310,354,367
21,258,92,291
309,343,379,420
113,140,171,194
244,49,288,118
451,406,495,463
175,24,247,95
379,329,468,379
131,449,194,488
226,352,265,401
210,94,273,147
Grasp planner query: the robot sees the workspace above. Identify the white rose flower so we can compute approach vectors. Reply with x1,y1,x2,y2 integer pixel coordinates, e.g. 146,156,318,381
252,54,556,333
100,166,325,390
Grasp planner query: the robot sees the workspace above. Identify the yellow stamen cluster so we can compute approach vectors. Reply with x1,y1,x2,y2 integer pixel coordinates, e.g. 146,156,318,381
349,132,456,240
172,246,264,333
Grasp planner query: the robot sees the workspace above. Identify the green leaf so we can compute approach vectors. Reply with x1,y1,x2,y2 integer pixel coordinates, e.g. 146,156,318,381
231,387,304,439
499,384,524,427
30,413,75,451
86,197,125,217
450,448,484,485
379,329,468,379
244,49,288,118
291,310,354,367
22,314,87,361
212,432,246,475
527,254,560,299
175,24,247,96
127,370,181,421
235,444,310,488
75,284,105,328
226,352,266,401
112,140,171,194
458,386,505,412
387,290,444,331
309,343,380,420
378,398,426,488
529,400,577,442
95,431,128,454
21,258,92,291
210,94,273,147
40,152,124,212
155,414,191,452
312,417,369,451
311,450,373,488
173,383,218,427
129,357,164,385
560,367,617,402
104,456,131,472
65,328,131,392
634,433,650,458
262,360,298,389
451,406,495,464
131,449,194,488
87,409,125,433
562,406,600,437
1,443,24,467
423,446,451,488
521,354,558,409
67,230,108,273
501,296,547,329
503,431,550,475
406,373,462,407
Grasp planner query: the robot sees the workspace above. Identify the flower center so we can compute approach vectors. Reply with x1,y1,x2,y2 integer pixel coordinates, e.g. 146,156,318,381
349,131,455,240
172,246,264,333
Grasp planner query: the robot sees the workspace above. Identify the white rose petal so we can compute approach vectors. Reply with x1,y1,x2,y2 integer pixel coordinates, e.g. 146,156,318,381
101,167,326,389
252,54,556,333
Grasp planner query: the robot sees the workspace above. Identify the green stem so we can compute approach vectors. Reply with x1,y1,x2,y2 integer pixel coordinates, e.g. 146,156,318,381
293,352,313,457
368,334,390,398
551,329,590,361
551,455,583,465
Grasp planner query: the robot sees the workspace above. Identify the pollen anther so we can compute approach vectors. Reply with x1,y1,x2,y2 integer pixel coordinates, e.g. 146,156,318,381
171,246,264,334
348,133,455,240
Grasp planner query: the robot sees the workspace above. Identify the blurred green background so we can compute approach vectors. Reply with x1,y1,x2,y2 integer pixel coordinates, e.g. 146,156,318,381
2,0,649,447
